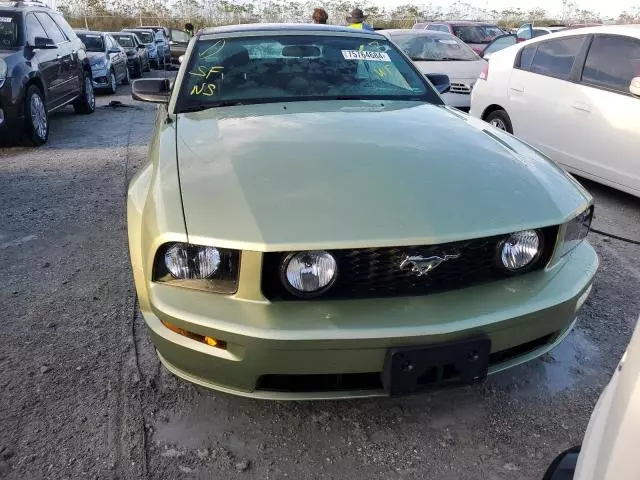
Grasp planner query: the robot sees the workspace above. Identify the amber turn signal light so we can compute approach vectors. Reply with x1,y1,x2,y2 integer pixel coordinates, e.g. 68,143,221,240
161,320,227,350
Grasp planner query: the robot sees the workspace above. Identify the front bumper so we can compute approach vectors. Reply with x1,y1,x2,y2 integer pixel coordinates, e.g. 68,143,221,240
0,77,25,134
141,241,598,400
90,67,110,88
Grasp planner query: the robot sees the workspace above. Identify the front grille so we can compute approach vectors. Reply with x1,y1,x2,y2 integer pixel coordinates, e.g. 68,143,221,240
450,82,472,94
261,227,557,301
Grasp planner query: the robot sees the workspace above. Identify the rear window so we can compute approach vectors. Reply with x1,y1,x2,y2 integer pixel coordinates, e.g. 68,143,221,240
177,34,438,113
452,25,502,44
78,33,104,52
0,12,20,48
389,33,478,61
581,35,640,94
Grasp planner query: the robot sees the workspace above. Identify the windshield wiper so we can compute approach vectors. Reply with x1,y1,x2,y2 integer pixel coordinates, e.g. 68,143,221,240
180,101,245,113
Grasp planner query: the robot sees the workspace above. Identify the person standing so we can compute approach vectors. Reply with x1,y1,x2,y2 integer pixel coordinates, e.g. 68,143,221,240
346,8,373,30
312,8,329,24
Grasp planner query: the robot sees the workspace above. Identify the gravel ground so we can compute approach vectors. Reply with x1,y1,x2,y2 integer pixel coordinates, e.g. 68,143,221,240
1,81,639,480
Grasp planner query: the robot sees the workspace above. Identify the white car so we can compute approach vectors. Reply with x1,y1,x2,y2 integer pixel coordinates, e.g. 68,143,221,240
544,316,640,480
381,29,487,111
471,25,640,197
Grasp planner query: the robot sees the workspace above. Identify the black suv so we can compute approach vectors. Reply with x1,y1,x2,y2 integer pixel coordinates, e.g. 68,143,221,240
0,1,95,145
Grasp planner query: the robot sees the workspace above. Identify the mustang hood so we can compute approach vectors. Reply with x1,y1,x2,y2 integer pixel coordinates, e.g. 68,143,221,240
176,101,590,251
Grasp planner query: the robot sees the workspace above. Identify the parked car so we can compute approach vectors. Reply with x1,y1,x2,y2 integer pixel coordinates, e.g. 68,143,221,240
167,27,191,66
110,31,150,77
122,28,159,68
544,316,640,480
137,25,170,66
76,30,128,93
414,21,504,54
470,25,640,198
381,29,487,111
128,24,597,399
0,1,94,145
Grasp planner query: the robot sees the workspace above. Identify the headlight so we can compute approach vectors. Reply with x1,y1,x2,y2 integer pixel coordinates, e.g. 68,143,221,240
557,207,593,258
153,242,240,294
281,251,337,297
499,230,542,271
0,59,7,88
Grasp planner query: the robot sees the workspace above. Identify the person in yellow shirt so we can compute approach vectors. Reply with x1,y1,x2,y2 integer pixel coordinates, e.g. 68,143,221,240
346,8,373,31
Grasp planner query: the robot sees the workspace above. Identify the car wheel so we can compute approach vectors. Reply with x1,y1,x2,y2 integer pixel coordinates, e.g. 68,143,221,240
107,70,117,94
144,58,151,72
122,66,130,85
73,70,96,114
22,85,49,146
134,59,142,78
486,109,513,134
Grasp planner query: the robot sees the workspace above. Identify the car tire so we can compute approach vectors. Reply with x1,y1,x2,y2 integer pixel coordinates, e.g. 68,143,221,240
122,66,130,85
22,85,49,146
144,59,151,72
486,109,513,134
134,59,142,78
107,70,117,94
73,70,96,114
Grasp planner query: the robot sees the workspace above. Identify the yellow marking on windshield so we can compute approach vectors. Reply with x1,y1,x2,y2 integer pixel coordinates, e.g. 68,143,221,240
188,65,224,79
199,40,225,60
190,83,217,96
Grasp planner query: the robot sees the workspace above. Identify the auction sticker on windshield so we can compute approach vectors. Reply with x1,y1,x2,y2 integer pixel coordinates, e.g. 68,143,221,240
342,50,391,61
0,17,13,22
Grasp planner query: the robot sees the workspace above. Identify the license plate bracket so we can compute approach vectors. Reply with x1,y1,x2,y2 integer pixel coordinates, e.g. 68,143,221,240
382,336,491,397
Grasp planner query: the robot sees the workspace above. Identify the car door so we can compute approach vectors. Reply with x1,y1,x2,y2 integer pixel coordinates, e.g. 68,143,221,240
106,35,126,80
563,34,640,194
34,12,75,103
507,35,588,164
482,34,516,59
23,13,62,106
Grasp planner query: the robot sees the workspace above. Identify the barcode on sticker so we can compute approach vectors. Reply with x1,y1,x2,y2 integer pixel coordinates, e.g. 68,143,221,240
0,17,13,23
342,50,391,62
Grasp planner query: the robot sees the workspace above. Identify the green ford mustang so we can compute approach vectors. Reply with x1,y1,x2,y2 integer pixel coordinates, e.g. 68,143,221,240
128,24,598,399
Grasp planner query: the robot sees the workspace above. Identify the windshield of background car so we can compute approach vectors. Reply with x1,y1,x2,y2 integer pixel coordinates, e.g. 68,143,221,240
389,33,478,61
452,25,503,44
78,33,104,52
133,30,153,43
113,34,134,48
0,12,19,48
177,34,436,112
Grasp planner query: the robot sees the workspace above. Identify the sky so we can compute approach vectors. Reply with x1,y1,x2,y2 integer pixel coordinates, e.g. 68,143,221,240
380,0,637,18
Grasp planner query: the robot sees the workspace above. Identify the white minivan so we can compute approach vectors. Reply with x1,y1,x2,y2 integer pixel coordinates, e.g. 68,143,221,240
470,26,640,198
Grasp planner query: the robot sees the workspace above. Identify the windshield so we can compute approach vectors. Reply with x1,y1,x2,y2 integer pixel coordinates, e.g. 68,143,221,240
452,25,503,44
177,34,437,113
113,34,134,48
131,30,153,43
389,33,478,61
0,13,19,48
78,33,104,52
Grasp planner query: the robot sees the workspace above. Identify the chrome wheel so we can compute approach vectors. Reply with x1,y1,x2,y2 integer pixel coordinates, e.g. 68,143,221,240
110,72,117,93
85,76,95,110
490,118,507,131
30,92,47,140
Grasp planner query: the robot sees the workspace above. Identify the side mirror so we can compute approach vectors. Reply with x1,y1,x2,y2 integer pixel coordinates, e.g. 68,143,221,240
32,37,57,49
178,55,184,64
542,447,580,480
131,78,171,104
630,77,640,97
425,73,451,94
137,45,146,50
108,48,121,54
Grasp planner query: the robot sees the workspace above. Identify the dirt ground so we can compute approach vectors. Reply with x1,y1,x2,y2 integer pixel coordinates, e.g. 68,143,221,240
1,79,639,480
